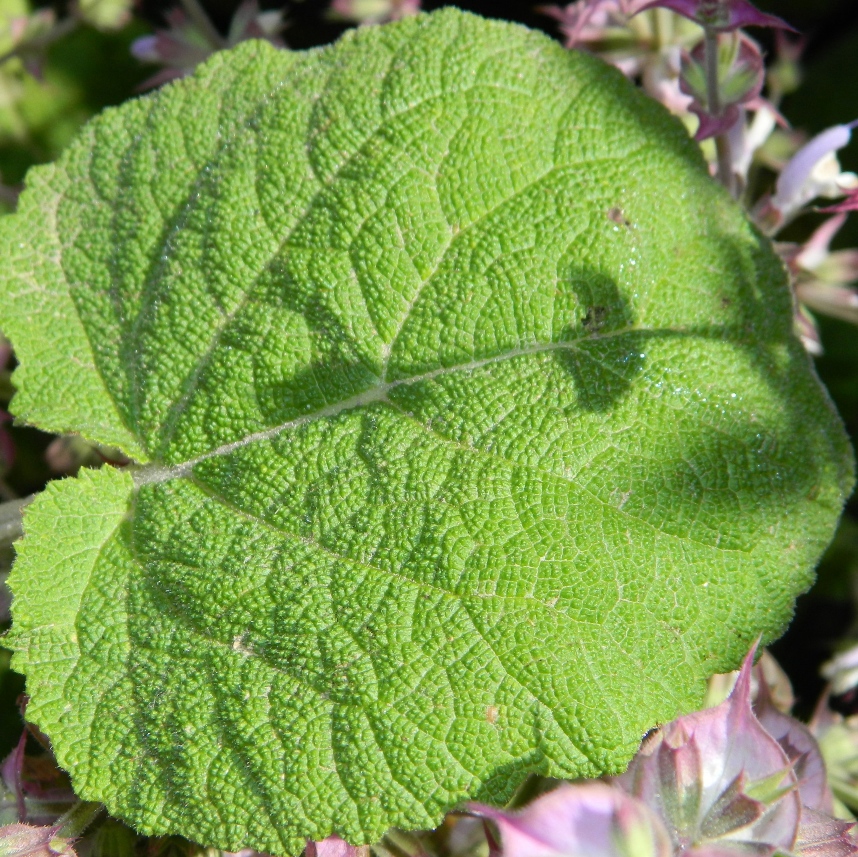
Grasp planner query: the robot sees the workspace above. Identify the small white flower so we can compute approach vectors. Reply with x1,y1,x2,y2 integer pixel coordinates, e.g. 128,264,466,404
769,123,858,224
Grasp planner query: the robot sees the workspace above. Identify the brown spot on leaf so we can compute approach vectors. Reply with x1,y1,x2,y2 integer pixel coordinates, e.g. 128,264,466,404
607,206,631,227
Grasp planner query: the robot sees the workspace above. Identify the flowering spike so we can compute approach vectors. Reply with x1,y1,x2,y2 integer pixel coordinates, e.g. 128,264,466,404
680,33,764,141
634,0,796,33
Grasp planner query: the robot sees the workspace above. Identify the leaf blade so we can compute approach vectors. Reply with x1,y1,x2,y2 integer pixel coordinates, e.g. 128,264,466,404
1,9,853,853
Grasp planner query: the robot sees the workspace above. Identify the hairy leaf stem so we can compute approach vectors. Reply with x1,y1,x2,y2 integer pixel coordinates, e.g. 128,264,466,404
52,801,104,844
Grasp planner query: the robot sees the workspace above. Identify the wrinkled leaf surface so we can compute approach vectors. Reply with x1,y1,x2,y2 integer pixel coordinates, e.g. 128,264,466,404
0,9,852,854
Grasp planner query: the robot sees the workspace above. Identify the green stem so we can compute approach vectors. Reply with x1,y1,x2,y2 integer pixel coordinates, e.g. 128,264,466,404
703,28,735,194
51,800,103,845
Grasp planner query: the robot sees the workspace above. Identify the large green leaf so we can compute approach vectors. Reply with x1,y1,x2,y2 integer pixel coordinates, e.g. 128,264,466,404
0,9,852,854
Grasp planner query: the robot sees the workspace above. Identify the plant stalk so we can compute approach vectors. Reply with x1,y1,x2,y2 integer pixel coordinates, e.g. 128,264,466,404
704,28,735,194
50,801,103,848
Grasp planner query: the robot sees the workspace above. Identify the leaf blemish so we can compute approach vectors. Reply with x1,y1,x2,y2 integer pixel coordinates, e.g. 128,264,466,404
607,206,632,227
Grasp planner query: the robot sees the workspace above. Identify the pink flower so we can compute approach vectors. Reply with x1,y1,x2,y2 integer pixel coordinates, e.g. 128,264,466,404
822,644,858,697
0,822,77,857
794,303,823,356
819,189,858,215
0,801,101,857
634,0,795,33
306,835,369,857
762,123,858,227
809,697,858,819
796,215,858,283
753,662,834,815
470,782,672,857
728,105,781,182
130,9,213,87
779,214,858,333
467,645,857,857
538,1,630,50
0,733,76,827
131,0,285,89
615,646,802,855
793,808,858,857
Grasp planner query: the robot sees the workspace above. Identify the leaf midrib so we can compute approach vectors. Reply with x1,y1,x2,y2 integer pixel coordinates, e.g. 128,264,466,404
134,323,768,538
134,332,631,483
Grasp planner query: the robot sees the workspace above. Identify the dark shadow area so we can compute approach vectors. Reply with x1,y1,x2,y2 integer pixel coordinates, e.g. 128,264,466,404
553,333,647,414
554,266,640,412
0,650,25,758
769,592,852,720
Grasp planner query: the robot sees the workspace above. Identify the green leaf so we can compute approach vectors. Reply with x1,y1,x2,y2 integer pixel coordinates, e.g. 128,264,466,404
0,9,852,854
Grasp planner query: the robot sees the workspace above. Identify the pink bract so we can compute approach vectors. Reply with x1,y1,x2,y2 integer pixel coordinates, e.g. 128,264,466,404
634,0,795,32
306,835,370,857
615,647,801,854
752,664,834,815
470,782,672,857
